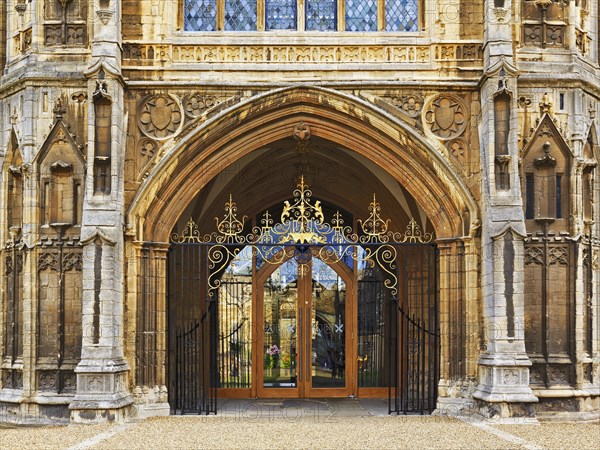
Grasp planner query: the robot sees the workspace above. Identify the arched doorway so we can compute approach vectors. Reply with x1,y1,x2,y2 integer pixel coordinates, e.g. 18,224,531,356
127,86,479,418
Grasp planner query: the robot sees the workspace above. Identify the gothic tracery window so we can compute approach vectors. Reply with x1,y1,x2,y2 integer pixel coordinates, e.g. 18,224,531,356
43,0,87,46
184,0,419,31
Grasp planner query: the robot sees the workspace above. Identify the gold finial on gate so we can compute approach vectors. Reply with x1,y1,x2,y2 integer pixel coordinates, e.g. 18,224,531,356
171,217,201,243
357,194,390,243
215,194,247,243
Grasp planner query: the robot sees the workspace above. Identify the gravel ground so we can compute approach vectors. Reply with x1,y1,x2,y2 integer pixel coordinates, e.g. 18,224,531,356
0,416,598,449
0,423,113,449
94,416,516,450
494,423,600,450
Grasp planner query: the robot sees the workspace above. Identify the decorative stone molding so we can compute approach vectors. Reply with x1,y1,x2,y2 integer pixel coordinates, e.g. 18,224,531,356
525,246,544,265
423,95,468,140
38,252,59,272
96,9,114,26
390,94,424,118
447,139,467,165
123,43,483,65
138,95,183,141
492,7,509,23
131,385,170,418
182,93,220,118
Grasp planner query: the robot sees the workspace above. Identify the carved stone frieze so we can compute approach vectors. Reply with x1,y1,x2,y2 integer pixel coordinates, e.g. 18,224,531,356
548,365,570,385
502,368,521,385
529,365,544,385
2,369,23,389
85,375,105,393
138,95,183,141
423,95,467,140
123,43,483,65
132,385,169,404
63,372,77,391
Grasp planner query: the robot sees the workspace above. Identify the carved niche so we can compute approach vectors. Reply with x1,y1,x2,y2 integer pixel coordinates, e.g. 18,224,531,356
5,133,24,233
520,108,572,230
36,108,85,229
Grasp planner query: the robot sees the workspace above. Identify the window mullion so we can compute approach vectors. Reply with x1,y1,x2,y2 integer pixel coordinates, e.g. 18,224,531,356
217,0,225,31
258,0,265,30
337,0,344,31
378,0,385,31
298,0,305,31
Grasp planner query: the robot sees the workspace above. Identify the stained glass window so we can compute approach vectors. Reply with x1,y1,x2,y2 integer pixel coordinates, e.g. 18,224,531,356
306,0,336,31
266,0,297,30
345,0,377,32
183,0,420,33
225,0,257,31
385,0,418,32
184,0,217,31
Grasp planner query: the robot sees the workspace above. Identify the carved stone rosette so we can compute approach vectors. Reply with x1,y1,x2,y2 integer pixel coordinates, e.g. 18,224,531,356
138,94,183,141
423,95,468,141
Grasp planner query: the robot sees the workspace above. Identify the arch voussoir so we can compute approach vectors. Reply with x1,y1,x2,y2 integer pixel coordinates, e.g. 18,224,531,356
129,86,477,242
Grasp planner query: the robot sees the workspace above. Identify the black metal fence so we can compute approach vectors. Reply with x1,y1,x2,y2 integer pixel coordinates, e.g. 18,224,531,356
167,242,438,415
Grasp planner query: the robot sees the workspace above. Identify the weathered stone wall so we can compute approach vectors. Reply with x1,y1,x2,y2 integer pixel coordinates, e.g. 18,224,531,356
0,0,597,423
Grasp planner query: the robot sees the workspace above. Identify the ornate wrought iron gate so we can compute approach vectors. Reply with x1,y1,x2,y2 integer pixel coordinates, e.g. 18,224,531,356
167,177,439,415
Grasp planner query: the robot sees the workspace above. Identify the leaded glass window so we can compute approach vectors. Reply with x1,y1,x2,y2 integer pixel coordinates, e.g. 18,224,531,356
266,0,297,30
225,0,257,31
345,0,378,32
306,0,336,31
185,0,217,31
183,0,420,32
385,0,418,32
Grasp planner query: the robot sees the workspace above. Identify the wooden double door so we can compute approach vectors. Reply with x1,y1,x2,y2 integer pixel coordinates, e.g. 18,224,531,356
255,256,353,398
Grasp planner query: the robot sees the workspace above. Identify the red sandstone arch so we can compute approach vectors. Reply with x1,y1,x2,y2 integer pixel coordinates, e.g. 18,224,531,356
127,86,478,241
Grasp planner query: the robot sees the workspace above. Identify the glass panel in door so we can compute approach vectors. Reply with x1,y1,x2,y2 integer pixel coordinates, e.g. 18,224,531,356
310,258,346,389
262,259,298,388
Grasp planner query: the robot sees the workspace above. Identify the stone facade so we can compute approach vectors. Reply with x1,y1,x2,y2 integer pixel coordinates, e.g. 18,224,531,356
0,0,598,423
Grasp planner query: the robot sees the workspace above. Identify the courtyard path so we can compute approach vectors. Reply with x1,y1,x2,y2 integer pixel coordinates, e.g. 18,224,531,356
1,414,599,450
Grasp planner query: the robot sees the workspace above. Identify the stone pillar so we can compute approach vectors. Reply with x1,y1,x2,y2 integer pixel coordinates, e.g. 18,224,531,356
128,241,170,418
436,236,482,416
69,0,131,423
472,0,538,419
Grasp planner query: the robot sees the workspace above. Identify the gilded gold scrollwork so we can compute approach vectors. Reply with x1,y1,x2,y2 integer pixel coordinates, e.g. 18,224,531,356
170,177,434,299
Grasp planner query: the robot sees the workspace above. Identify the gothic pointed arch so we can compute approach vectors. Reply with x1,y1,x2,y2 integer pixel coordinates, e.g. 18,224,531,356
128,86,478,242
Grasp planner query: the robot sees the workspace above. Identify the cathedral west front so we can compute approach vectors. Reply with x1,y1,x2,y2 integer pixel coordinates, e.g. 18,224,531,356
0,0,599,423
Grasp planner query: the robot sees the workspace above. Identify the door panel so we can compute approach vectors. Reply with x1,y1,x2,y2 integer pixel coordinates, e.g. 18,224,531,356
260,259,300,396
308,258,347,392
257,255,352,398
